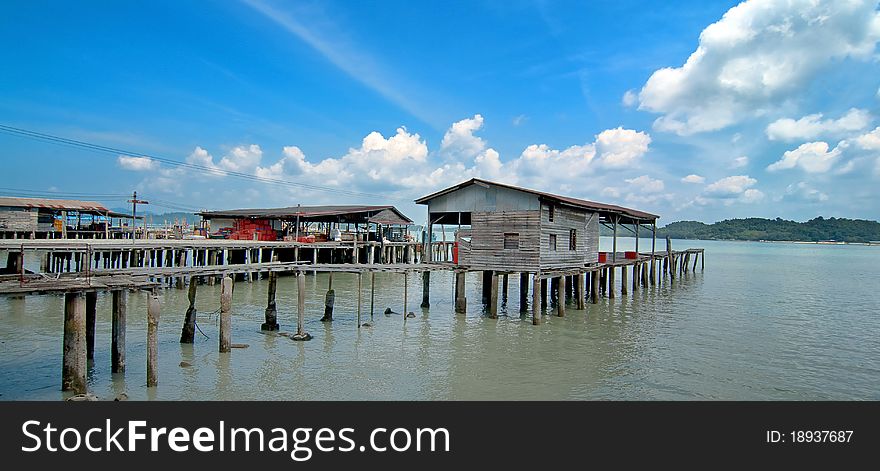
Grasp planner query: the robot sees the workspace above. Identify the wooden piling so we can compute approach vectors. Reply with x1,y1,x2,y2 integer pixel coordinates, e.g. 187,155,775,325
590,270,599,304
180,279,198,342
357,272,362,328
146,293,160,388
219,276,232,353
621,265,628,295
576,273,586,309
321,274,335,322
608,266,616,299
62,292,87,394
488,272,499,319
502,273,509,302
420,271,430,308
85,291,97,360
295,272,308,338
557,275,565,317
454,271,467,314
370,271,376,319
261,256,279,331
111,290,126,373
531,274,541,325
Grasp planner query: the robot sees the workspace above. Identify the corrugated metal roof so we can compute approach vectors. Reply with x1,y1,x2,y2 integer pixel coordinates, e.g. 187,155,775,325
414,178,659,221
198,205,413,224
367,208,411,225
0,197,110,213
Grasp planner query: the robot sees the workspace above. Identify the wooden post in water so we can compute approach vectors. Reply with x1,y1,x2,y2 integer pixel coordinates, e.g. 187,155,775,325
261,255,279,331
502,274,509,303
621,265,628,295
575,272,587,311
701,250,705,270
454,271,467,314
420,271,430,308
62,292,87,394
180,279,198,342
608,266,616,299
219,276,232,353
146,292,160,388
488,272,499,319
403,271,409,322
357,272,362,328
519,273,529,312
111,290,126,373
666,236,674,280
291,272,311,341
321,274,335,322
590,270,599,304
632,260,639,293
85,291,97,361
557,275,565,317
650,222,657,285
693,252,698,272
531,274,541,325
370,271,376,319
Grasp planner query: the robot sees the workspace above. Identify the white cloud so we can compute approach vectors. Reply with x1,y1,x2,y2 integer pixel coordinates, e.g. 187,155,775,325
705,175,758,197
117,155,158,171
855,126,880,150
622,89,638,107
218,144,263,172
257,127,430,189
785,181,829,202
741,189,765,203
636,0,880,135
766,141,842,173
766,108,872,141
512,114,527,126
594,127,651,168
601,187,621,198
681,174,706,184
625,175,665,193
729,156,749,169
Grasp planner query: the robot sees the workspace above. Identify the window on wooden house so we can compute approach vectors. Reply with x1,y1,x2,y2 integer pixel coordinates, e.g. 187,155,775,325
570,229,577,250
503,233,519,249
549,234,557,251
548,204,555,222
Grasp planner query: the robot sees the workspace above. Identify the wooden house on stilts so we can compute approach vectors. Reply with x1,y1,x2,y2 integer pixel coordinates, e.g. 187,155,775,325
415,178,660,323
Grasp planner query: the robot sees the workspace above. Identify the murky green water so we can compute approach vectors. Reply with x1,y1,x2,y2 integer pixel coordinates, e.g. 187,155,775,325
1,239,878,400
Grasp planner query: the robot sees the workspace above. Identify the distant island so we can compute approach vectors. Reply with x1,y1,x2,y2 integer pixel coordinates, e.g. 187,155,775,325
654,217,880,243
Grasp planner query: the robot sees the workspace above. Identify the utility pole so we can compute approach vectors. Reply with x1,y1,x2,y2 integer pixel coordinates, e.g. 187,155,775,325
127,191,149,242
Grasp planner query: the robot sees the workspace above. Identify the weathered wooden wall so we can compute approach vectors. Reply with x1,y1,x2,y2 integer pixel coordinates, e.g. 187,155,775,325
539,203,599,269
457,210,541,271
0,209,39,232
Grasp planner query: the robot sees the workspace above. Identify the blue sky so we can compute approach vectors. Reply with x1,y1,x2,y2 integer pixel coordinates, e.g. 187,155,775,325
1,0,879,225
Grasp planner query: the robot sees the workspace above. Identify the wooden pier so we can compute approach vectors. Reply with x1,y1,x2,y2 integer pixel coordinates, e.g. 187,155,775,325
0,236,704,398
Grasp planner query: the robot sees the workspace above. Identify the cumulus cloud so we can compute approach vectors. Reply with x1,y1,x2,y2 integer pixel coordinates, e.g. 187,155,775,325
635,0,880,135
766,141,843,173
766,108,872,141
218,144,263,172
705,175,758,197
117,155,158,171
681,174,706,184
512,114,527,126
855,126,880,150
594,127,651,168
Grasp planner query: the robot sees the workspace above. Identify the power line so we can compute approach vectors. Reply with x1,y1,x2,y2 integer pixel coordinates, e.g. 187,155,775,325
0,124,409,203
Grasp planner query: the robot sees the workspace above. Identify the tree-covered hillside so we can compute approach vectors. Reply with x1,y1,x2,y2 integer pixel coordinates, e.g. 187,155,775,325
655,217,880,243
